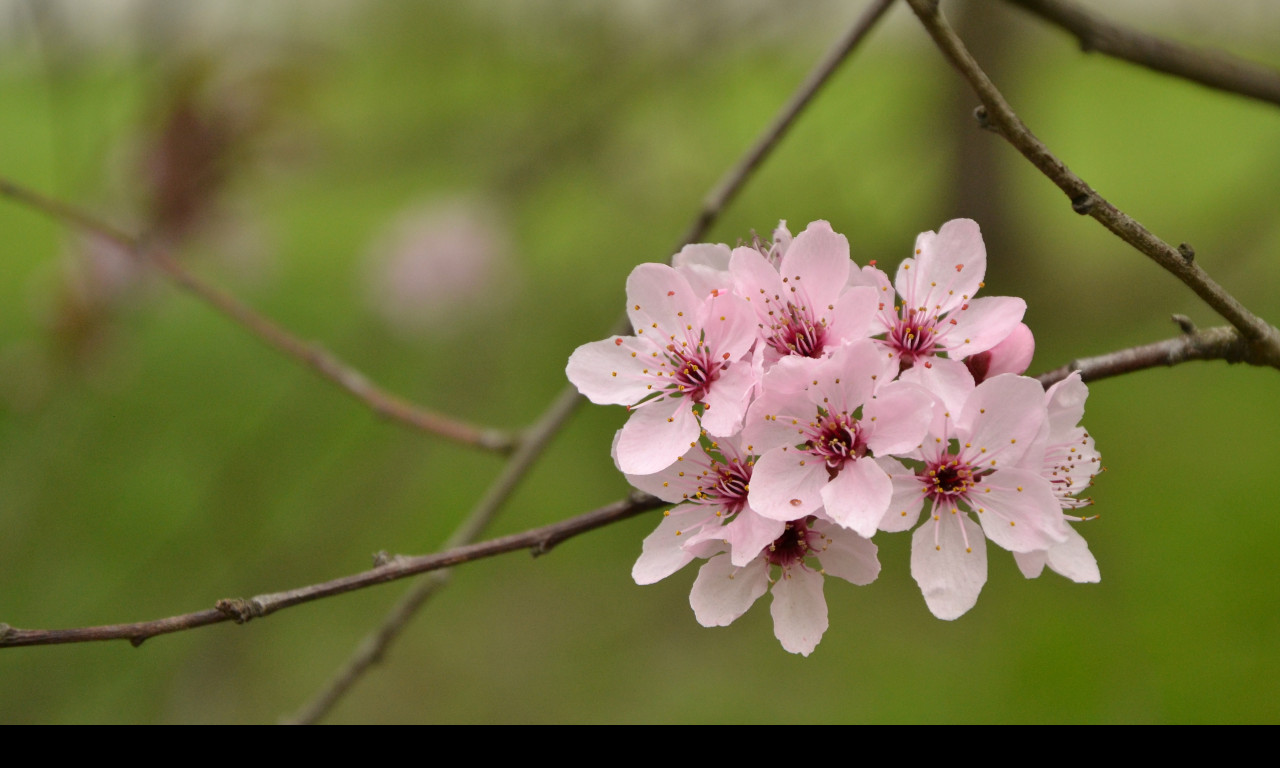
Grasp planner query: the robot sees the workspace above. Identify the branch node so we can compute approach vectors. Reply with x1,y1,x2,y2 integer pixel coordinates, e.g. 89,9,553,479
972,105,998,133
0,623,11,642
1178,242,1196,263
1171,314,1197,334
130,635,148,648
1070,193,1095,215
372,550,392,567
215,598,266,624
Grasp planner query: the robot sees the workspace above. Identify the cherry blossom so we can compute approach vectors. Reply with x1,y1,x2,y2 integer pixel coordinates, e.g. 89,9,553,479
731,220,878,364
881,373,1069,619
868,219,1026,378
688,515,880,656
743,340,932,537
1013,372,1102,583
566,263,757,474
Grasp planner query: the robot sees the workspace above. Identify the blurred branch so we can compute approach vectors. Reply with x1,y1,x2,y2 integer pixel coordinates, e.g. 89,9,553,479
282,385,583,725
1004,0,1280,108
904,0,1280,370
286,0,901,723
677,0,897,246
1035,324,1267,387
0,492,665,649
0,176,516,453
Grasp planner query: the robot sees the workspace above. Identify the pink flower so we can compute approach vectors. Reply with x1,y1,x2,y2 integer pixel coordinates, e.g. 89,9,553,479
730,220,877,364
742,340,932,537
688,516,880,656
567,263,757,475
881,373,1069,619
868,219,1026,377
1013,372,1103,583
627,436,785,581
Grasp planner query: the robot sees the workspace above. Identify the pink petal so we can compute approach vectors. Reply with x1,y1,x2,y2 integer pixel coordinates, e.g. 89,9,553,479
820,458,892,538
746,449,829,520
625,263,700,341
1045,371,1089,437
777,220,850,315
966,322,1034,383
960,374,1047,466
904,218,986,315
672,243,732,297
769,567,828,656
565,336,655,405
614,396,700,475
825,285,879,347
723,512,787,568
971,469,1069,553
878,457,926,532
911,512,988,620
863,380,933,456
944,295,1026,360
818,526,880,586
690,555,768,627
699,360,756,437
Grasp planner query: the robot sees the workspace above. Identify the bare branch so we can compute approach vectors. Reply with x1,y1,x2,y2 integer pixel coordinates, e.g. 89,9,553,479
676,0,897,247
903,0,1280,370
1035,324,1262,388
0,177,516,453
282,385,584,725
0,492,665,649
1005,0,1280,108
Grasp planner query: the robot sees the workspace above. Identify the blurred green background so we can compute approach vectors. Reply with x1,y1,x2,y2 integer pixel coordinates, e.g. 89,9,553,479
1,0,1278,723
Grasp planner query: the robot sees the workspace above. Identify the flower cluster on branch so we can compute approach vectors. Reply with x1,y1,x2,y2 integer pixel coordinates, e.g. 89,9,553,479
568,219,1101,654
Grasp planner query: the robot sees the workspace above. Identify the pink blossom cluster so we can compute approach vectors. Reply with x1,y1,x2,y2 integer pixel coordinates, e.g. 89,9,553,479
567,219,1101,655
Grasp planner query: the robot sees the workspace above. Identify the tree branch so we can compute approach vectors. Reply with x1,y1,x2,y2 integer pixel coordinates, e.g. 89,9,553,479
1034,323,1261,388
1004,0,1280,108
0,177,516,453
0,492,665,649
903,0,1280,370
282,385,584,725
676,0,897,247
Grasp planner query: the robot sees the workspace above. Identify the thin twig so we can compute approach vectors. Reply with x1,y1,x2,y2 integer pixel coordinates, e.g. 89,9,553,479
0,492,664,649
904,0,1280,370
675,0,898,247
282,385,583,725
1034,324,1259,388
0,177,516,453
283,0,904,724
1005,0,1280,108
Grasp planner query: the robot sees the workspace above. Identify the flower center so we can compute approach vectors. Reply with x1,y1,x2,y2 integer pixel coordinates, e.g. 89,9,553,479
923,452,981,502
804,411,866,470
695,458,753,517
665,344,722,402
764,517,822,568
765,303,826,358
888,308,940,365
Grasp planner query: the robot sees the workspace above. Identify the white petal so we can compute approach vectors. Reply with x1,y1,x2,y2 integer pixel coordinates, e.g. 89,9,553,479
690,555,768,627
1045,525,1100,583
911,512,988,620
632,507,706,585
770,567,828,656
818,525,880,586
